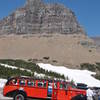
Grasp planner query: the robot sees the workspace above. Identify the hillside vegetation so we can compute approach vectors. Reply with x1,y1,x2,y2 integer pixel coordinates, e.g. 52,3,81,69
80,63,100,80
0,59,65,79
0,59,100,80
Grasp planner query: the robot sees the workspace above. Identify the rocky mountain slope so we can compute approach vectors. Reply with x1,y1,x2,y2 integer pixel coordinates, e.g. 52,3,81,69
0,0,85,35
92,37,100,46
0,0,100,67
92,37,100,52
0,34,100,67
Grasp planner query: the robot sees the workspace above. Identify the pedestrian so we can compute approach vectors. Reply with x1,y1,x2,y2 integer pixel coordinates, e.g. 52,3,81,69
92,88,98,100
86,87,94,100
99,96,100,100
98,89,100,100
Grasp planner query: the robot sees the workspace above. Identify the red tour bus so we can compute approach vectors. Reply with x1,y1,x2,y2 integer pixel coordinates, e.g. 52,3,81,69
3,77,86,100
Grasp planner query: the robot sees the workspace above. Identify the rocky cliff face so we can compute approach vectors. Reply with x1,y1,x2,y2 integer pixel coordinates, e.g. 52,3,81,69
0,0,86,35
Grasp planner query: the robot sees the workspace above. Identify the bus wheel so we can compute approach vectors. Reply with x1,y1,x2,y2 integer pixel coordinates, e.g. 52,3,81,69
71,94,86,100
14,93,26,100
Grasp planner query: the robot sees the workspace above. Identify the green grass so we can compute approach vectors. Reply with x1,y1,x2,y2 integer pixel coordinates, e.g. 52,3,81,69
0,59,65,80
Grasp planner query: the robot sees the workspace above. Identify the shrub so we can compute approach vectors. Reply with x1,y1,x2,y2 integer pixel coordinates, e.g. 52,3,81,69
80,63,96,72
43,57,50,60
0,59,65,80
94,74,100,80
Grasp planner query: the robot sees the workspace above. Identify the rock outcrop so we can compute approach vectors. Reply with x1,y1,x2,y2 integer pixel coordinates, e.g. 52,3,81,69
0,0,86,35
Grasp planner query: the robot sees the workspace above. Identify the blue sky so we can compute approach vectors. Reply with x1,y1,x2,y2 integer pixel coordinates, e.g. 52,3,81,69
0,0,100,37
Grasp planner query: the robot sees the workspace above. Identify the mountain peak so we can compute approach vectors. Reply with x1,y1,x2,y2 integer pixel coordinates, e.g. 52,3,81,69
26,0,44,7
0,0,86,35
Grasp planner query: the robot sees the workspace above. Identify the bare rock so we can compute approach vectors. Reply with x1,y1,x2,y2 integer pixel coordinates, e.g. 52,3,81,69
0,0,86,35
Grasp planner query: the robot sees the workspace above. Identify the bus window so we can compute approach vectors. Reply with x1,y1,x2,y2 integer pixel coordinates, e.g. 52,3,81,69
38,82,44,87
19,80,25,86
67,82,76,88
63,83,67,89
60,83,63,89
44,81,46,88
54,83,57,89
60,83,67,90
12,79,17,85
27,80,35,87
9,79,17,85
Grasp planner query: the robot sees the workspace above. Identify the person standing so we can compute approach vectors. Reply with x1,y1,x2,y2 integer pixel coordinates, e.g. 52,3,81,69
87,87,94,100
98,89,100,100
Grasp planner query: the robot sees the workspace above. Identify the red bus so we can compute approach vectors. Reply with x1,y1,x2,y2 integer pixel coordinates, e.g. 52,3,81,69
3,77,86,100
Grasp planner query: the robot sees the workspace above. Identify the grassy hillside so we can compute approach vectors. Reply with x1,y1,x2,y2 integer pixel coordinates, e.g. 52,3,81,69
0,65,32,79
0,59,65,79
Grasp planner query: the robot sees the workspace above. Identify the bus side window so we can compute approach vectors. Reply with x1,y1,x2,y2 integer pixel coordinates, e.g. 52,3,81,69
38,82,43,87
27,80,35,87
19,80,25,86
54,83,57,89
63,83,67,90
9,79,17,85
60,83,63,89
44,82,46,88
60,83,67,90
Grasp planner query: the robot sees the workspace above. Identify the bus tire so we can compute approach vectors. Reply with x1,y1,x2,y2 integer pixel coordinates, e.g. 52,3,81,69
71,94,86,100
14,93,27,100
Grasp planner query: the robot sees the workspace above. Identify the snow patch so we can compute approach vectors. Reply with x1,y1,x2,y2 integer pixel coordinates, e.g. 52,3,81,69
34,72,45,78
0,79,7,88
38,63,100,87
0,63,32,73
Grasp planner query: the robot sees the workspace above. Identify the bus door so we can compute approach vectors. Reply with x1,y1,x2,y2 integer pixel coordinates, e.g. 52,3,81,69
52,82,70,100
47,81,53,98
52,82,58,100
